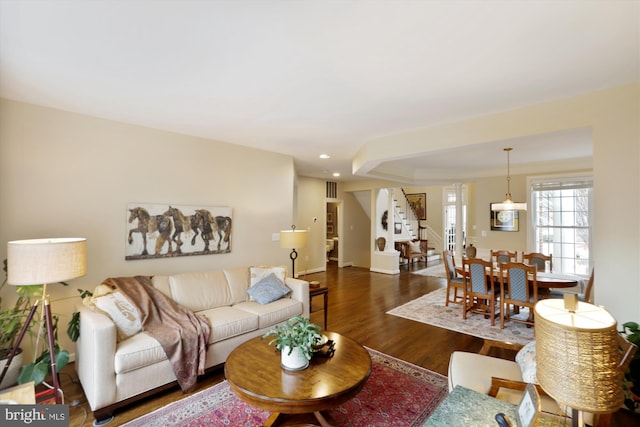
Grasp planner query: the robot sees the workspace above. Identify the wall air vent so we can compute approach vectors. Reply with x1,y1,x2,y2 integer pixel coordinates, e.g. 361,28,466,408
326,181,337,199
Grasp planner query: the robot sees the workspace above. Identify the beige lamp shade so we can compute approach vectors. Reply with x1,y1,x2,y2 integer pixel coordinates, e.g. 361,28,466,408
535,299,622,414
7,237,87,285
280,229,308,249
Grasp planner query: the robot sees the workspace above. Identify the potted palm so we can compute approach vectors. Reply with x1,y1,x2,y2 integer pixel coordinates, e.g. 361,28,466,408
262,316,322,371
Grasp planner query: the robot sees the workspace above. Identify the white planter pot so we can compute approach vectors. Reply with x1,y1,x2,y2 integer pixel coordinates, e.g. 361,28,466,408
0,349,24,390
281,345,309,371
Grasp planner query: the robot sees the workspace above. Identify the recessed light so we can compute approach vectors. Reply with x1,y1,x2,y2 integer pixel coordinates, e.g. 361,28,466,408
319,154,331,159
333,172,340,177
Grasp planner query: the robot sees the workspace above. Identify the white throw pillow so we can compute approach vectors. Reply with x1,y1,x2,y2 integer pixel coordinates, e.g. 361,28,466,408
409,241,422,253
86,285,142,341
515,341,537,384
250,266,286,286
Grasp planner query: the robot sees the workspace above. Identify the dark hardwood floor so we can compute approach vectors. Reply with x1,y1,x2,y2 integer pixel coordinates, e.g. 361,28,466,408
60,261,636,426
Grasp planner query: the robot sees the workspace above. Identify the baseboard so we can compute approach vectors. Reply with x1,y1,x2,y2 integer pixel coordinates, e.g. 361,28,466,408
370,267,400,275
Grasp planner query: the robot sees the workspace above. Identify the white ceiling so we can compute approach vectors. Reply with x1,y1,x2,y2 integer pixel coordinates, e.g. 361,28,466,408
1,1,638,183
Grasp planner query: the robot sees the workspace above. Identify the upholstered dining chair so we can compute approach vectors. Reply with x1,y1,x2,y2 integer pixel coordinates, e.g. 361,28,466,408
490,249,518,265
443,250,465,306
462,257,498,326
499,262,538,329
549,268,594,304
522,252,552,272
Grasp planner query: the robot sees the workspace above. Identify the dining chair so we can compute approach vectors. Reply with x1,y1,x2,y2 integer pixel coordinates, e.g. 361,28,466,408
549,268,594,304
443,250,465,306
499,262,538,329
462,257,498,326
522,252,553,272
490,250,518,265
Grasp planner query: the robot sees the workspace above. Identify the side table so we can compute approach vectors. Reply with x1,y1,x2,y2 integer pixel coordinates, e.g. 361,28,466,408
309,282,328,330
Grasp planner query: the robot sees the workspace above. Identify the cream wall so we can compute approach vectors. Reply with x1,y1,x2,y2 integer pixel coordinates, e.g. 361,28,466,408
473,175,527,254
0,99,296,356
296,177,370,273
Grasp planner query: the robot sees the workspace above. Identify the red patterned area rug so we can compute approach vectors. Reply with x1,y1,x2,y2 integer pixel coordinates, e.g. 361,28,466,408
121,348,448,427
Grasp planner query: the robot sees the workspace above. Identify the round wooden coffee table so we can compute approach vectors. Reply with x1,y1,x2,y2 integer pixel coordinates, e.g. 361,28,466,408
225,331,371,427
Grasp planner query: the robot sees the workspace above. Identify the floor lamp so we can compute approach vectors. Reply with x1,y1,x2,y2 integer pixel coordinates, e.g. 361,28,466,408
0,238,86,404
535,297,623,427
280,225,307,278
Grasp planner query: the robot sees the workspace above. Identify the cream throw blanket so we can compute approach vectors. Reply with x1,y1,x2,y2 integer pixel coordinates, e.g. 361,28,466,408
101,276,211,392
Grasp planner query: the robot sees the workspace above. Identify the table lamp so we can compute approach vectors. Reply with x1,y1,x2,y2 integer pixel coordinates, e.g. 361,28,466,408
0,238,87,403
535,297,623,427
280,225,307,278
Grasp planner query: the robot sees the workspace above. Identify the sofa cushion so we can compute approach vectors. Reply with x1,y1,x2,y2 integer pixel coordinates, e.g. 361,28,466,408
223,266,251,305
246,273,291,304
169,271,232,311
233,298,303,329
114,332,166,374
150,275,172,298
198,306,259,344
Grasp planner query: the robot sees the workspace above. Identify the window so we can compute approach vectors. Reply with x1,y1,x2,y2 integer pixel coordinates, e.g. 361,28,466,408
443,185,467,253
530,176,593,274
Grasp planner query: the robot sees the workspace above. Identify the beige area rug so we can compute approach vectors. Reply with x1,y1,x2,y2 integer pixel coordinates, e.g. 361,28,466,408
411,263,447,278
387,287,534,346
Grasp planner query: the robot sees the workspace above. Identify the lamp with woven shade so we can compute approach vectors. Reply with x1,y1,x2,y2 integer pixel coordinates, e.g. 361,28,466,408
0,238,87,403
535,298,622,427
280,225,307,278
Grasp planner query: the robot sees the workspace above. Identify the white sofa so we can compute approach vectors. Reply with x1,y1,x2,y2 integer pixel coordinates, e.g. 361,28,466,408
75,266,309,423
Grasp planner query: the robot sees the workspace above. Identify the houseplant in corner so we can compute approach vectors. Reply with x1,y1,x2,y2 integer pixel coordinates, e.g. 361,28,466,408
0,259,43,388
1,257,91,388
621,321,640,413
263,315,322,371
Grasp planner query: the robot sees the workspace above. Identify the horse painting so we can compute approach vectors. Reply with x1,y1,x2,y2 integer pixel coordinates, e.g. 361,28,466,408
126,203,232,260
163,206,192,253
128,206,174,257
215,216,232,251
191,209,218,252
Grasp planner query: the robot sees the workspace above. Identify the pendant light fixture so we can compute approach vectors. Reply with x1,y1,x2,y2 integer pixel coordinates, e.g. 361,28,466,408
491,147,527,211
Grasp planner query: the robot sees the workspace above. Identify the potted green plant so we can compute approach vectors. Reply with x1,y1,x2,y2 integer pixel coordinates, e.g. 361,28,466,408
0,260,42,388
1,258,91,387
621,321,640,413
262,316,322,371
17,287,91,386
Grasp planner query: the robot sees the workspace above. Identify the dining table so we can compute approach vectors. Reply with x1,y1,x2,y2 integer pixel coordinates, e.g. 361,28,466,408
455,265,584,298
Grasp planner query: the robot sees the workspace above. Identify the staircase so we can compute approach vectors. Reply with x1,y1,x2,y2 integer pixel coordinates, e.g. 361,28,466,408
392,188,442,265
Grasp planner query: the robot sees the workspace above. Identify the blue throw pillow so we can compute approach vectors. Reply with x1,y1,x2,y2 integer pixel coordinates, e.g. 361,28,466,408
247,272,291,304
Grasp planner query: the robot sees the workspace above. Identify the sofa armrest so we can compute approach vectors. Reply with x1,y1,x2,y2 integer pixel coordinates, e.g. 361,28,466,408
285,277,310,318
75,305,118,411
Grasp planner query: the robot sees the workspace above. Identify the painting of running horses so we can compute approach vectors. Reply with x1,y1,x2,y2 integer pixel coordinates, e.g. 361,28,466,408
126,203,232,260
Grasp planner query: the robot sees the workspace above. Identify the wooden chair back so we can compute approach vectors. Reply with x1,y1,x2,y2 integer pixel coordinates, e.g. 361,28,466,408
443,250,465,306
464,257,493,294
490,249,518,265
499,262,538,328
443,250,457,280
584,268,595,304
462,257,498,326
523,252,553,272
